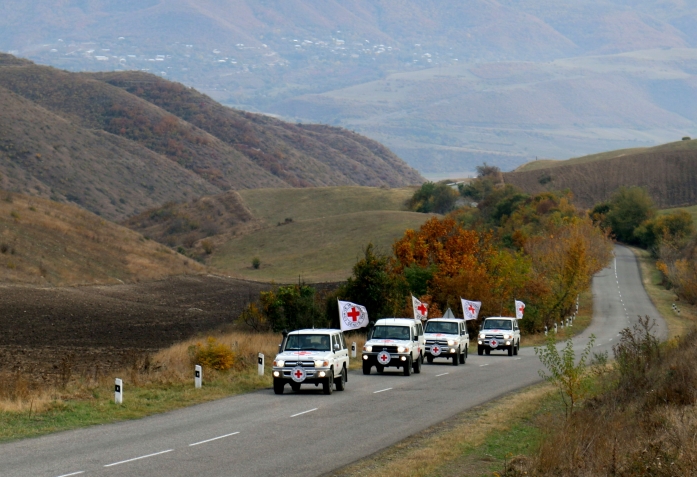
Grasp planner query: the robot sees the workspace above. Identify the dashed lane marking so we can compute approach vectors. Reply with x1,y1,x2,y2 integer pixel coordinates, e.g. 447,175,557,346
373,388,393,394
290,408,318,418
435,373,449,377
104,449,174,467
189,432,240,447
55,472,84,477
480,364,489,367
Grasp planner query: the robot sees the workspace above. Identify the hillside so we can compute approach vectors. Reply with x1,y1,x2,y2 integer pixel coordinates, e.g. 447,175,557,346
125,186,430,282
0,190,205,286
504,141,697,208
3,1,697,175
0,53,422,220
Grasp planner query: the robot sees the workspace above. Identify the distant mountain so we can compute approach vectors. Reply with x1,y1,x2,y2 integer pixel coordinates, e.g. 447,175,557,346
504,140,697,208
0,53,422,219
2,1,696,174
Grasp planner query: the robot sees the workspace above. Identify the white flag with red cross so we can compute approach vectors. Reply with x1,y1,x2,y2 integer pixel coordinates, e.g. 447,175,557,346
412,295,428,321
461,298,481,321
515,300,525,320
338,300,369,331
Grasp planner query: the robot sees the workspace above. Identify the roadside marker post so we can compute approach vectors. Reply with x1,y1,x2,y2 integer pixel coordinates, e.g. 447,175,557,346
351,342,356,358
554,323,558,334
544,326,548,336
195,365,202,389
115,378,123,404
258,353,264,376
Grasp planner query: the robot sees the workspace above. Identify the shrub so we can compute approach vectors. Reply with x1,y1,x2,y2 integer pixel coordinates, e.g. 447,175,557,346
188,337,235,370
252,257,260,269
10,210,19,220
407,182,458,214
613,315,660,393
201,239,214,255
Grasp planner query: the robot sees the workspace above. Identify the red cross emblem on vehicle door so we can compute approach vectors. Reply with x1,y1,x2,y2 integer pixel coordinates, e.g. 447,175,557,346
347,307,360,322
377,351,391,364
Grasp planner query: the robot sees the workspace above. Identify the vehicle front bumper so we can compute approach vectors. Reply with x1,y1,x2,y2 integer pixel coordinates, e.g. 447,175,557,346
425,344,459,356
272,366,331,384
477,338,513,348
362,352,411,366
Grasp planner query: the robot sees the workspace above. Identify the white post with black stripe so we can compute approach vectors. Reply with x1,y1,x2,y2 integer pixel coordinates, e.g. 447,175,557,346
115,378,123,404
351,342,357,358
195,365,202,389
258,353,264,376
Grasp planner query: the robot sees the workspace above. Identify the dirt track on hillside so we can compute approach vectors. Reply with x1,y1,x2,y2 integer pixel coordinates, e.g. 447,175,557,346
0,276,283,381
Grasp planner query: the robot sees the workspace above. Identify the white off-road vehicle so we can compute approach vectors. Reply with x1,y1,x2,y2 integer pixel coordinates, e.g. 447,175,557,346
362,318,424,376
477,317,520,356
424,318,469,365
272,329,349,395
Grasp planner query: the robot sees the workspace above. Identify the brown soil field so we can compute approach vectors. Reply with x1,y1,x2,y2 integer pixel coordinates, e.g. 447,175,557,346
0,276,284,384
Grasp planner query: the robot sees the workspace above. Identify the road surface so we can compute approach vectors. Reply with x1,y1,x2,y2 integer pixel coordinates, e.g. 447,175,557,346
0,245,666,477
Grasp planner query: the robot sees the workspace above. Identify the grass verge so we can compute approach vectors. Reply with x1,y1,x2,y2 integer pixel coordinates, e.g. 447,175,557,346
328,383,557,477
629,246,696,340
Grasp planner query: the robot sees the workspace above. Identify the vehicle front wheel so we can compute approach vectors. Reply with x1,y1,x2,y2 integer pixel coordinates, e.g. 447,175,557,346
452,348,460,366
413,355,422,374
513,341,519,356
508,345,514,356
273,379,284,395
478,346,483,356
335,366,346,391
460,348,466,364
362,361,371,375
323,370,334,395
403,356,412,376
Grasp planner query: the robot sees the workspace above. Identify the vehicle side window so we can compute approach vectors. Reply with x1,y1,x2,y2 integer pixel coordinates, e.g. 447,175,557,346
331,335,338,350
339,333,346,349
418,323,423,336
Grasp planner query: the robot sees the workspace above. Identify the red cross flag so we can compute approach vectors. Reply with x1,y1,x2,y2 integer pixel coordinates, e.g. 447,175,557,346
461,298,481,321
515,300,525,320
412,295,428,321
338,300,369,331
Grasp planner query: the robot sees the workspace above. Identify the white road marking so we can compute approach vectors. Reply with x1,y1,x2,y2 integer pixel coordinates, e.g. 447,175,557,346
55,472,84,477
373,388,393,394
435,372,449,377
480,364,489,367
189,432,240,447
515,358,522,360
104,449,174,467
291,408,318,417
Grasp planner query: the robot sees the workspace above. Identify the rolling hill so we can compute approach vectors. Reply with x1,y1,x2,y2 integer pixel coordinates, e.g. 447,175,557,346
3,1,697,174
0,190,205,286
504,140,697,208
0,53,422,220
125,186,431,282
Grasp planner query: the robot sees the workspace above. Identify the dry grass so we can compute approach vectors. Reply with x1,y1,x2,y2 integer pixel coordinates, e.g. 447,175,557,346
0,190,205,285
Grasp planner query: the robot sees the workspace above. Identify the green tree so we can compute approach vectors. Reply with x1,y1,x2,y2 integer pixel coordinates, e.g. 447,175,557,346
606,187,655,244
635,210,694,254
408,182,458,214
259,283,325,332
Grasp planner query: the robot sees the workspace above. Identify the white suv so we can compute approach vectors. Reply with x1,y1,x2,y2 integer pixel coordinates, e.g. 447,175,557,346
362,318,425,376
424,318,469,365
272,329,349,395
477,317,520,356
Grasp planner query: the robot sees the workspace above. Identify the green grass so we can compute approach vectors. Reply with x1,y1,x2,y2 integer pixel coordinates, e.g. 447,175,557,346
212,210,432,282
659,204,697,224
515,139,697,173
238,186,415,225
0,370,272,443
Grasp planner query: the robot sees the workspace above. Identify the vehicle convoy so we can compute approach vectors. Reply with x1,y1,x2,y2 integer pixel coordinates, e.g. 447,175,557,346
272,329,349,395
477,317,520,356
362,318,425,376
424,318,469,365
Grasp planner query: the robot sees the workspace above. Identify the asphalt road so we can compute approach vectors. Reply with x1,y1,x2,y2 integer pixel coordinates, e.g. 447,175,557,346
1,245,667,477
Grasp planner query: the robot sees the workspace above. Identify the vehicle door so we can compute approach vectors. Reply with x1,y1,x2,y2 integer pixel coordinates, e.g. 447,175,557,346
338,332,349,370
417,322,425,357
513,320,520,343
460,321,468,349
332,333,348,374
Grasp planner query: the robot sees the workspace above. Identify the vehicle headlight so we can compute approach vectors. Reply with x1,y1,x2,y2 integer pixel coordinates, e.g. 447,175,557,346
447,339,455,346
504,334,512,340
315,360,329,368
397,346,406,353
273,360,284,367
363,345,372,352
479,333,485,339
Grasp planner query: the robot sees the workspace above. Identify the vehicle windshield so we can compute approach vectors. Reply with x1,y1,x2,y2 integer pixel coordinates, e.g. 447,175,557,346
425,321,458,334
284,334,331,351
371,325,411,341
482,319,513,330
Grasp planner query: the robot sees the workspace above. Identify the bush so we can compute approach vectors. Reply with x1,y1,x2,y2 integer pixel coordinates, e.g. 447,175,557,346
407,182,458,214
188,337,235,370
201,239,214,255
252,257,260,269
